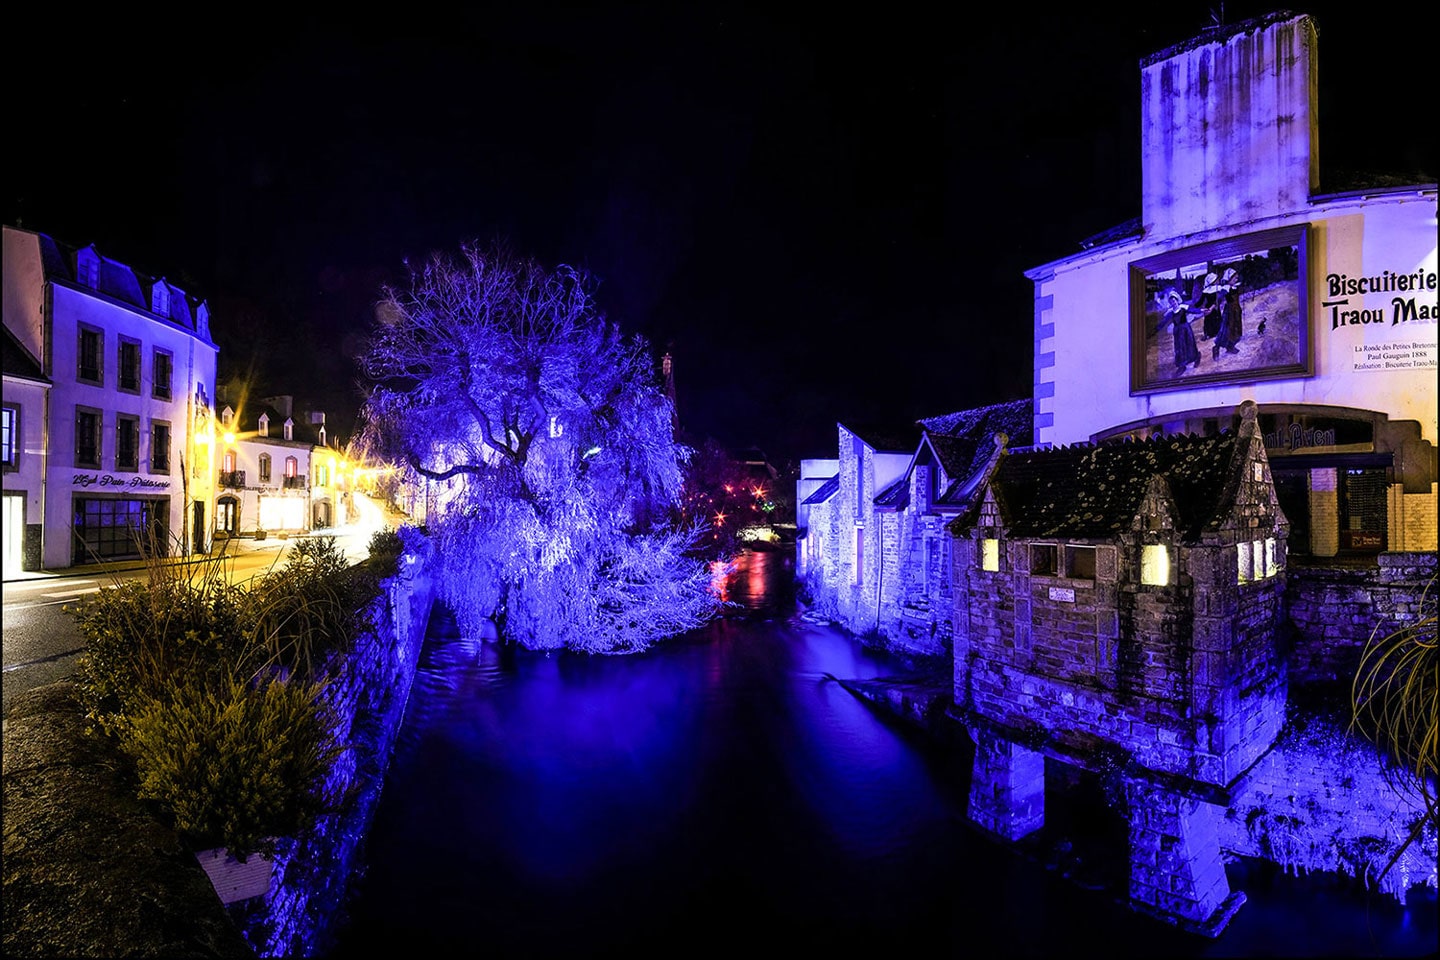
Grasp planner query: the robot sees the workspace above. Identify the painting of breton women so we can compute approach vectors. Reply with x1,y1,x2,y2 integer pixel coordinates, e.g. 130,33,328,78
1160,288,1201,372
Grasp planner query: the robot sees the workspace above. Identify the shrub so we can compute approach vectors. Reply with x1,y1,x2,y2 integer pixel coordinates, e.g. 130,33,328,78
71,576,248,729
115,674,345,859
248,536,379,681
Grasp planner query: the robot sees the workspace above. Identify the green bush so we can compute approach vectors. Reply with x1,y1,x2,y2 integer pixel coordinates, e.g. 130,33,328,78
71,577,248,729
115,674,345,859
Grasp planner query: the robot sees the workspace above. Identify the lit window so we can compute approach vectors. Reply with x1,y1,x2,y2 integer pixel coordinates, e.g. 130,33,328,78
1264,537,1278,578
1252,461,1264,482
285,456,298,478
1141,544,1170,586
981,537,999,572
283,418,293,441
853,528,864,585
258,413,269,437
1237,542,1251,584
259,453,272,482
1252,540,1265,580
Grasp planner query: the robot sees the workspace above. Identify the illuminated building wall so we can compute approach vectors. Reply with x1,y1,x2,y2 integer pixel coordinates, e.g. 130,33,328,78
1025,11,1437,557
2,225,218,568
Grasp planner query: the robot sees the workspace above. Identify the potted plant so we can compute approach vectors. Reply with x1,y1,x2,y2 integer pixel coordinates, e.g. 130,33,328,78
114,673,344,903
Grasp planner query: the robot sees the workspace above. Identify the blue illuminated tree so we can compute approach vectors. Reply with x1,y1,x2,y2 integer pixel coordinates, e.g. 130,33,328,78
358,241,719,652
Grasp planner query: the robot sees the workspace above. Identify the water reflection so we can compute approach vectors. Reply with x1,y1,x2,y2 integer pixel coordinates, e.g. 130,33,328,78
333,550,1436,958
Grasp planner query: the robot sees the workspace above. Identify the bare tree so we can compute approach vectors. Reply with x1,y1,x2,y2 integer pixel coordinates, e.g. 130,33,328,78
358,242,718,652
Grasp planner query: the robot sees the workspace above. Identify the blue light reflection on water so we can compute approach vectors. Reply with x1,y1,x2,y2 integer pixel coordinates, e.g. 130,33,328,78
332,551,1436,957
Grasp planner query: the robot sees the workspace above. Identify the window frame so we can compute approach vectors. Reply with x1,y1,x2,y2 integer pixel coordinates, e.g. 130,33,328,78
75,405,102,468
258,453,272,482
151,348,173,401
1066,545,1097,581
150,419,172,474
1030,543,1059,576
116,414,140,472
118,336,142,393
77,324,104,386
1,404,18,471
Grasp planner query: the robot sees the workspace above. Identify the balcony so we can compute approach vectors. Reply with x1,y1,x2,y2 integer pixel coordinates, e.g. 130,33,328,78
219,470,246,488
282,475,307,490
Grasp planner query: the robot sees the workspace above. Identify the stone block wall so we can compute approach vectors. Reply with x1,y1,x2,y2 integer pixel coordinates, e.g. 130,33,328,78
1286,552,1438,685
1219,709,1438,903
231,559,437,957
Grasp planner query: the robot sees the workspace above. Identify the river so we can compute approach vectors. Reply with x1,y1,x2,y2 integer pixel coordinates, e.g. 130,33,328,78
330,550,1436,957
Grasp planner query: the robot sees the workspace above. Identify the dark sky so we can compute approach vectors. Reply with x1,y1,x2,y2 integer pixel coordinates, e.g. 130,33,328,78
7,4,1434,462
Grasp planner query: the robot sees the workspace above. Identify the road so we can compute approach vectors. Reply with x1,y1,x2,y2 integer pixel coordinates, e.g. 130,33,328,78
2,492,397,712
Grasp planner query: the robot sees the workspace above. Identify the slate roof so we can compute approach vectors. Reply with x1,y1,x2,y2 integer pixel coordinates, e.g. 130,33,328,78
2,326,48,382
845,422,921,454
802,475,839,505
954,431,1244,542
21,228,208,336
873,475,909,511
222,402,326,446
917,399,1032,505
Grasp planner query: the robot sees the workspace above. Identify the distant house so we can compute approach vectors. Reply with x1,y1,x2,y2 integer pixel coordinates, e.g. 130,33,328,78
797,422,915,638
951,401,1289,933
797,400,1031,656
2,225,218,568
214,392,320,538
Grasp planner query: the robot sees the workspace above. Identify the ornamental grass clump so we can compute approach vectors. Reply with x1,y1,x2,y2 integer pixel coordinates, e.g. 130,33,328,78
248,536,379,682
116,674,345,859
1350,574,1439,887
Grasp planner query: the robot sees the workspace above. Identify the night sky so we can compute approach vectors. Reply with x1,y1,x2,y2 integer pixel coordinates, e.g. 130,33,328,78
6,4,1434,462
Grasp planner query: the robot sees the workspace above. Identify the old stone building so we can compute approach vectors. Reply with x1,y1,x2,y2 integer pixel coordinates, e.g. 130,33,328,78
797,400,1030,657
951,400,1288,934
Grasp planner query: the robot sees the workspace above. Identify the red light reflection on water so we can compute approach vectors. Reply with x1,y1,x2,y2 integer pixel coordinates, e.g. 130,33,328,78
709,559,735,603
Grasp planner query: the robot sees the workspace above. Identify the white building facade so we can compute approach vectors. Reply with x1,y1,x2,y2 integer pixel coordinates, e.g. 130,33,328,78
214,394,315,539
2,226,219,568
1027,12,1437,557
2,326,51,575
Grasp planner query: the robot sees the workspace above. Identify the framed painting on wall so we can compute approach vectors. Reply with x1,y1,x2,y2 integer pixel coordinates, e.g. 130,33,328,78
1129,224,1313,394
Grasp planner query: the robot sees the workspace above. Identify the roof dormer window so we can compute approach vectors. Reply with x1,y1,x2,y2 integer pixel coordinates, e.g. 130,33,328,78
221,406,234,427
284,418,293,441
318,425,326,447
153,282,170,317
258,413,269,437
77,248,100,288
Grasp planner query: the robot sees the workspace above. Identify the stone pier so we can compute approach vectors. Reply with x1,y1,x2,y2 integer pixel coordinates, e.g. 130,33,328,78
1123,778,1245,937
966,729,1045,841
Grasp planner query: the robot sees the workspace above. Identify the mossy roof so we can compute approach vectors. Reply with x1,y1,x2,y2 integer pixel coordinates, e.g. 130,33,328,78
954,431,1243,541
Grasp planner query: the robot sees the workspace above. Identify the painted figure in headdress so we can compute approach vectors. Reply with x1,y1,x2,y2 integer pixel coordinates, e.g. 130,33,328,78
1157,287,1201,372
1213,269,1244,358
1198,271,1224,340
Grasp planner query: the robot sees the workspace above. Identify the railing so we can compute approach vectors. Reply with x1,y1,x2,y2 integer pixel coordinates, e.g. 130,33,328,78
220,470,246,488
283,475,307,490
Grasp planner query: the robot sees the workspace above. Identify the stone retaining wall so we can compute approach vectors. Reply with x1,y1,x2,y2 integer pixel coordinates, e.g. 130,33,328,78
1220,709,1438,903
1286,552,1437,685
1,555,437,959
230,559,436,957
